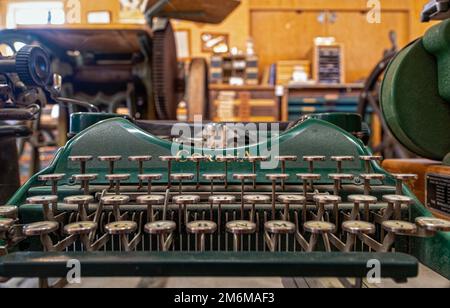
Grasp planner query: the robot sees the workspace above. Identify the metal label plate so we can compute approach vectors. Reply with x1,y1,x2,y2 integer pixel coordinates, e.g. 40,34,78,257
427,173,450,216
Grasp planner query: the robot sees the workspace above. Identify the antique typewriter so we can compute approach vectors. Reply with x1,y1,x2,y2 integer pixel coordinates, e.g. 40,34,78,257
0,110,449,288
1,9,450,289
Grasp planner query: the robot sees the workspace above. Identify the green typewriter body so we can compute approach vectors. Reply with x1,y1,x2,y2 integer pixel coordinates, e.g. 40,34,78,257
0,112,449,288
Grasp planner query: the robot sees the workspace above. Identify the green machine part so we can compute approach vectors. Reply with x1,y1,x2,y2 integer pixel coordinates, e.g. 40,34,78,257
381,20,450,161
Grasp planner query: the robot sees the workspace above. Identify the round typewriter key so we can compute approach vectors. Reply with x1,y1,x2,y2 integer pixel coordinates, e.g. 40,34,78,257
189,156,209,188
360,156,383,173
171,173,195,194
98,156,122,162
276,156,298,162
303,156,326,174
173,195,201,205
278,195,306,221
0,218,14,232
226,220,257,235
415,217,450,232
203,173,226,196
105,221,137,235
304,221,336,234
187,221,217,234
265,220,296,234
105,174,130,195
233,174,257,220
187,220,217,252
27,195,58,205
382,195,413,203
329,173,354,196
382,220,417,234
233,173,257,181
227,220,257,252
331,156,355,173
72,174,98,195
392,174,418,195
69,156,93,174
101,195,130,205
138,174,162,194
247,157,269,189
39,173,65,195
360,174,386,195
137,195,165,222
275,156,297,189
129,156,152,162
266,174,290,181
145,220,176,251
0,206,18,219
209,195,236,204
297,173,321,195
313,195,342,203
216,156,237,188
342,221,376,235
348,195,378,221
23,221,59,236
64,221,97,235
26,195,58,221
245,195,270,222
145,220,176,235
159,156,180,187
64,195,94,221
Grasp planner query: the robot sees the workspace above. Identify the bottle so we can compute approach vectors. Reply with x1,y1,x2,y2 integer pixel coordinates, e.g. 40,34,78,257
176,101,188,122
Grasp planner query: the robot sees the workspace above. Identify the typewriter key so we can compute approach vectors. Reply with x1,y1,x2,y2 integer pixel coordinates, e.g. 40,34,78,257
0,205,18,219
382,195,413,220
342,221,376,235
72,174,98,195
392,174,418,195
209,195,236,233
264,221,296,252
23,221,59,236
303,156,326,173
171,173,195,194
26,195,58,221
304,221,336,234
360,174,386,195
216,155,237,188
267,174,290,219
145,221,176,251
99,156,122,188
187,221,217,252
64,221,97,235
348,195,378,221
331,156,355,173
313,195,341,222
359,156,383,173
105,174,130,195
159,156,181,187
64,195,94,221
382,220,417,235
69,156,93,174
247,156,269,189
129,156,152,188
138,174,162,194
105,221,137,235
415,217,450,232
329,173,354,196
233,174,257,220
275,156,297,189
226,220,257,252
278,195,306,221
173,195,201,226
137,195,165,222
244,195,270,222
297,173,321,194
0,218,14,233
38,174,65,195
101,195,130,222
189,156,209,188
203,173,226,195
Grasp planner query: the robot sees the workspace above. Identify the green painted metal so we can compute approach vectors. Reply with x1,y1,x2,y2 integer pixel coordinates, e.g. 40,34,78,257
69,112,132,136
0,252,418,279
423,19,450,103
3,116,450,279
306,113,362,133
381,28,450,160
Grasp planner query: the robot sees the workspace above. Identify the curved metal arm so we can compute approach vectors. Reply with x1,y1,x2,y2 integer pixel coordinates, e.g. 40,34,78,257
53,97,100,113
